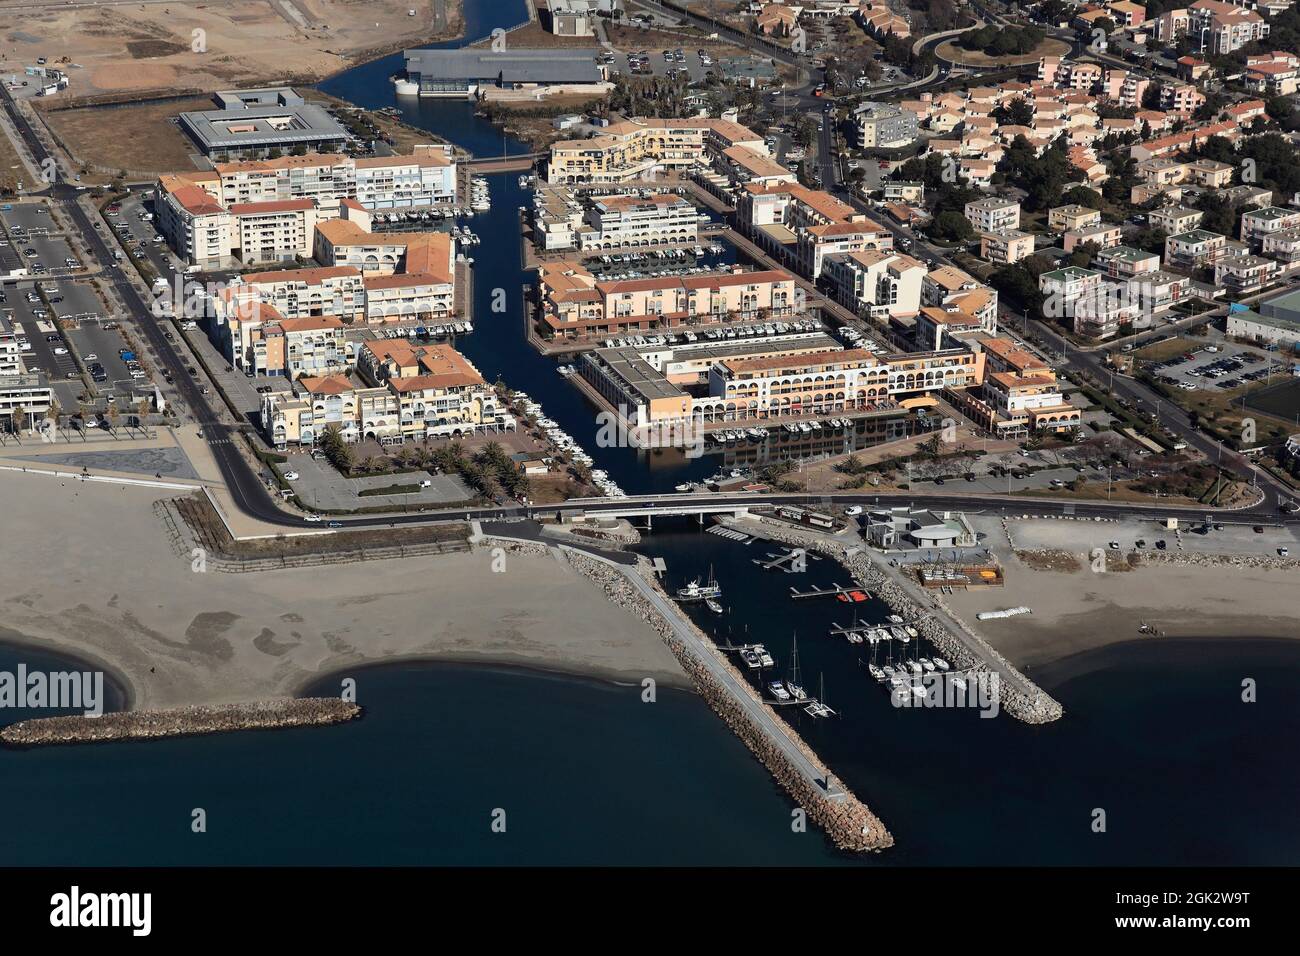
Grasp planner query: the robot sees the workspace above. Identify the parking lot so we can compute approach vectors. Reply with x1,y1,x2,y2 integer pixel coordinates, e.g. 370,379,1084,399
44,279,101,321
66,321,147,398
604,47,713,83
105,190,178,278
0,201,58,235
13,235,79,277
276,455,472,511
1148,342,1284,392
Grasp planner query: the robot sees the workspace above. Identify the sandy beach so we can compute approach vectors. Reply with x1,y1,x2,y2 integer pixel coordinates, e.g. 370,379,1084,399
945,515,1300,671
0,472,685,711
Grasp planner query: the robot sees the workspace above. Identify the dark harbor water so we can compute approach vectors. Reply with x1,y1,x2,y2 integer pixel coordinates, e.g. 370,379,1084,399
635,521,1300,865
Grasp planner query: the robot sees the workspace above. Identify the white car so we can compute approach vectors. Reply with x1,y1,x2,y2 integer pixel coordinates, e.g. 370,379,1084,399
304,514,322,523
283,471,300,481
844,505,863,516
53,347,68,355
85,353,97,360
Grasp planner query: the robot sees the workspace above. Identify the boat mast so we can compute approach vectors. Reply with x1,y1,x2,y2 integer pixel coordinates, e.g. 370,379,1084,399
790,632,801,688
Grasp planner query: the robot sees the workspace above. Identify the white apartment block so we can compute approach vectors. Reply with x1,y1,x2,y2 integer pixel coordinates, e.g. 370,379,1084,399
823,249,927,320
964,198,1020,235
577,193,700,250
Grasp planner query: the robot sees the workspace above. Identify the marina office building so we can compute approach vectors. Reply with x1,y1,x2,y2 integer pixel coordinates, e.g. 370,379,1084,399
179,88,350,159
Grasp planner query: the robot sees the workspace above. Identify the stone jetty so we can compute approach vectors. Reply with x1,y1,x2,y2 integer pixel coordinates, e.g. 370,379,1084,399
1,698,361,747
557,545,893,853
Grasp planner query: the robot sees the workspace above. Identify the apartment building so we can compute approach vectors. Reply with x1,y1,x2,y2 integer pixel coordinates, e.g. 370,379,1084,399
1245,52,1300,96
1047,204,1101,233
1164,228,1228,269
1148,205,1203,236
1239,206,1300,248
921,266,998,328
798,219,892,279
1063,222,1123,253
545,116,766,183
823,250,927,320
1072,279,1139,339
1160,83,1206,116
230,265,367,321
1261,228,1300,265
1095,245,1161,278
247,315,349,378
536,261,802,340
263,342,505,447
1215,255,1279,295
1039,266,1103,321
964,197,1021,235
353,151,457,210
229,199,317,264
854,101,918,148
577,193,700,250
154,150,458,266
1154,1,1269,55
0,314,52,433
963,367,1080,437
980,229,1036,265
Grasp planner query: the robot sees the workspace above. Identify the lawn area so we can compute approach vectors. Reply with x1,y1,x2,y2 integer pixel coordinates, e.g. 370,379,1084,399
936,37,1070,68
41,96,212,176
1134,336,1195,362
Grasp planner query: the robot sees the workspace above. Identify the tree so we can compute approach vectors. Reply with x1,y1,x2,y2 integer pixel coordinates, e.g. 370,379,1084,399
928,209,974,242
319,423,354,473
992,97,1034,128
1061,185,1103,209
9,404,26,435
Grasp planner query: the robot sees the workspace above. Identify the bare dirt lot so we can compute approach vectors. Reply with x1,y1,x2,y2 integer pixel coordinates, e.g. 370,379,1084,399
0,0,463,98
935,38,1070,68
41,96,215,176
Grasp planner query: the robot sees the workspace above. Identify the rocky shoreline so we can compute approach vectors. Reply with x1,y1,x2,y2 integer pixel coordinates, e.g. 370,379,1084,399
556,545,893,853
0,698,360,747
725,516,1063,725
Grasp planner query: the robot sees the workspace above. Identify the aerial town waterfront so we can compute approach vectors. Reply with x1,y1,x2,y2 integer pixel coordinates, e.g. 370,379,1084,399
0,0,1296,923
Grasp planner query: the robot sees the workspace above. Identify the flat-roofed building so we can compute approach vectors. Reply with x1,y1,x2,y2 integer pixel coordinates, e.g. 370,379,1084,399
0,313,52,433
1063,222,1123,253
353,150,457,209
964,197,1020,235
1148,205,1203,236
536,260,802,340
179,87,349,158
1240,206,1300,248
1095,244,1161,278
980,229,1036,265
1262,228,1300,265
577,193,700,250
1048,204,1101,233
1215,254,1279,295
854,101,918,148
1039,266,1103,321
1165,228,1228,270
401,47,604,97
823,249,927,320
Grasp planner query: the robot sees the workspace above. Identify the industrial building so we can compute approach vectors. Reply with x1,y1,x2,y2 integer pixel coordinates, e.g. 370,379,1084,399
398,49,604,97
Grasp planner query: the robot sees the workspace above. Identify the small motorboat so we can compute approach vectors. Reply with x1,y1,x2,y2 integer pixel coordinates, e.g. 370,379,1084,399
704,598,723,615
